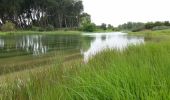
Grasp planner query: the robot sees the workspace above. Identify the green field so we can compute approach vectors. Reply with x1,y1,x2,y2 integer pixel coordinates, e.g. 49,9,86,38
1,30,170,100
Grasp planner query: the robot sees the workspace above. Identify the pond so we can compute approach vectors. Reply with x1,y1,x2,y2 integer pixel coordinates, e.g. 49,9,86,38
82,32,144,62
0,32,144,74
0,32,145,62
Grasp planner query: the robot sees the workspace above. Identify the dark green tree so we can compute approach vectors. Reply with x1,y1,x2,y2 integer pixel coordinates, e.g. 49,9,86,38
0,0,85,30
100,23,107,30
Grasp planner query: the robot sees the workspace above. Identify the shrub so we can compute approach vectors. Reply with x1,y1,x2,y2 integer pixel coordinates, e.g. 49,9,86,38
82,23,96,32
31,26,46,31
132,27,144,32
46,24,54,31
31,26,41,31
38,28,46,32
1,21,16,31
100,23,107,30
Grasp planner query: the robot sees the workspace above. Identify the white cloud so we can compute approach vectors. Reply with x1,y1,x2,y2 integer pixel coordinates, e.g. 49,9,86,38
83,0,170,26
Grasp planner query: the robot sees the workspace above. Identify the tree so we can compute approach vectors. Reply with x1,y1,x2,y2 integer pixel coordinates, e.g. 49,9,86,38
108,24,113,29
100,23,107,30
0,0,85,29
82,23,96,32
145,22,154,29
118,22,145,31
80,13,91,26
164,21,170,26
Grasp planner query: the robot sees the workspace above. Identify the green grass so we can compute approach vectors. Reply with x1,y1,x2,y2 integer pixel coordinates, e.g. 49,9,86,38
0,30,81,35
129,29,170,36
0,28,115,36
1,39,170,100
129,29,170,42
1,29,170,99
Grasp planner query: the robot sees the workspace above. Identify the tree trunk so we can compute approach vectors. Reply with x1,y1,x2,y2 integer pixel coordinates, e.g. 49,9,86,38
65,18,68,28
58,14,63,28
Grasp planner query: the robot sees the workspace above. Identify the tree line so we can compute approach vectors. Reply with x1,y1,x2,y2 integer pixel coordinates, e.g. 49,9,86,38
0,0,85,30
118,21,170,32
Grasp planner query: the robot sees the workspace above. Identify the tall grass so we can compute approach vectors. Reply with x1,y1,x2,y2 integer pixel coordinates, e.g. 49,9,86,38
1,41,170,100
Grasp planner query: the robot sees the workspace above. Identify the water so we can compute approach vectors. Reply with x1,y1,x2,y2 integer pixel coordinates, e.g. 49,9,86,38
0,32,144,68
0,34,81,58
82,32,144,62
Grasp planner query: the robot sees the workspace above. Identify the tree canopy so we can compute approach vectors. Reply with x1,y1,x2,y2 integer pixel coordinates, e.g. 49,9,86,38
0,0,84,29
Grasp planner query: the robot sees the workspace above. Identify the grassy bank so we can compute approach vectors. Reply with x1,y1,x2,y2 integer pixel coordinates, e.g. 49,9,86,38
1,38,170,99
129,29,170,42
0,29,116,36
0,30,82,35
129,29,170,36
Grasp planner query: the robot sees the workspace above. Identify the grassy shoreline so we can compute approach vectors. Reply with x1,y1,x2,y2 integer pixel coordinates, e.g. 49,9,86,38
128,29,170,35
0,30,82,35
0,29,115,36
1,29,170,99
2,40,170,99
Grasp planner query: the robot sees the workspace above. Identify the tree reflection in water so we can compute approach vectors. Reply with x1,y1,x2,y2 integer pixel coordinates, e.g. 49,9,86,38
16,35,47,55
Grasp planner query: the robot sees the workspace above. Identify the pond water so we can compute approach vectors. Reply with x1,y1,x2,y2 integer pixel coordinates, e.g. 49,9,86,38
0,32,144,62
82,32,144,62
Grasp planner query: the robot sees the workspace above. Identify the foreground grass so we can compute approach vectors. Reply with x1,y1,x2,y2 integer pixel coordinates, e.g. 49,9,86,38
0,30,81,35
1,39,170,100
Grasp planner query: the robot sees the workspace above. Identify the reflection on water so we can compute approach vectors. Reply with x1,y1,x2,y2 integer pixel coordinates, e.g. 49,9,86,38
16,35,47,55
0,35,81,58
0,38,4,48
0,32,144,63
82,32,144,62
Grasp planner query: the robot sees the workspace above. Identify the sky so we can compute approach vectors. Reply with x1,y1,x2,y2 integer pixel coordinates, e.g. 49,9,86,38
82,0,170,26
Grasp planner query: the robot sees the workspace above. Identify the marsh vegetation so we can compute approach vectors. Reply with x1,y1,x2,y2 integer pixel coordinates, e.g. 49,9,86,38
0,30,170,99
0,0,170,99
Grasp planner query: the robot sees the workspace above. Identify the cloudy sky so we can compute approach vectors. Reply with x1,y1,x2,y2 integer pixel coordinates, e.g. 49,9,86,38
83,0,170,26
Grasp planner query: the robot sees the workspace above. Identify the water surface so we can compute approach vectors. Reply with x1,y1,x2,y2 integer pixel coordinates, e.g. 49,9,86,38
82,32,144,62
0,32,144,74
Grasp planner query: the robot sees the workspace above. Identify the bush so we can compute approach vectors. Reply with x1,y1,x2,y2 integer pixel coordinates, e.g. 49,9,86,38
31,25,54,31
100,23,107,30
38,28,46,32
82,23,96,32
132,27,144,32
1,21,16,31
31,26,41,31
31,26,46,31
46,24,54,31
